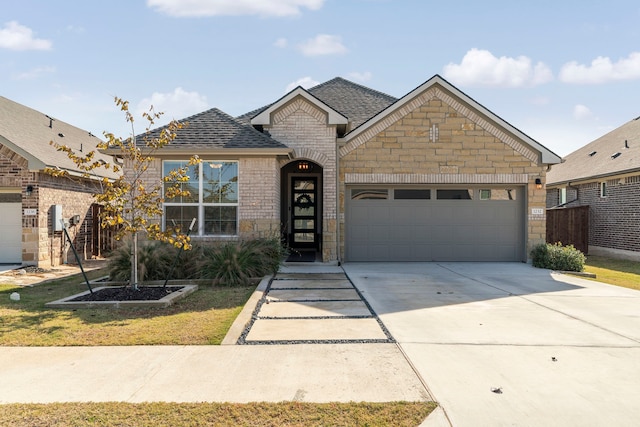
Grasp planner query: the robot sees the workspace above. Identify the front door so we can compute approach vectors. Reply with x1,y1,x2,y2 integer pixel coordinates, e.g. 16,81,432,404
290,177,318,249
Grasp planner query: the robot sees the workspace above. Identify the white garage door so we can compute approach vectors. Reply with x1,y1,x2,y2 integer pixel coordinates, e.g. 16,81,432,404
346,186,525,262
0,193,22,264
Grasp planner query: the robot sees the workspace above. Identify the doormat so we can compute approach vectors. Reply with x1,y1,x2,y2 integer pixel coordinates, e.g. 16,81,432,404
286,251,316,262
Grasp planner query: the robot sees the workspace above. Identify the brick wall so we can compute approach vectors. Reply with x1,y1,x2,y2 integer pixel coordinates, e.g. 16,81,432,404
340,95,548,259
267,97,339,261
1,144,102,267
564,176,640,252
239,157,280,238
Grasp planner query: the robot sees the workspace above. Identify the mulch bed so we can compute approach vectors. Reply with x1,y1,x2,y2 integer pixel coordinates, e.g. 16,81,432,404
70,286,184,302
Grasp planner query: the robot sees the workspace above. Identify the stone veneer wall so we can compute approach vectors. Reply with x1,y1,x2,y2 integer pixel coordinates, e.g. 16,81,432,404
339,95,547,260
266,97,339,262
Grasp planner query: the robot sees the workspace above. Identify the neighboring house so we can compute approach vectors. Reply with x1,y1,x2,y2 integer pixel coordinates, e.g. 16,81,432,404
547,116,640,260
0,96,117,267
119,74,562,262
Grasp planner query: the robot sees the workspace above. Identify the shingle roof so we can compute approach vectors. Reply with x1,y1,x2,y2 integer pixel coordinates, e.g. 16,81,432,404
0,96,116,178
140,107,288,150
308,77,397,129
547,116,640,185
236,77,397,131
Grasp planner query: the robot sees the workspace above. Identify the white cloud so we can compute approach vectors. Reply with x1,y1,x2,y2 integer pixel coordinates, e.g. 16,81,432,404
442,48,553,87
530,96,550,106
347,71,372,82
559,52,640,84
0,21,52,51
285,76,320,92
274,37,288,48
573,104,593,120
147,0,324,17
13,65,56,80
136,88,209,124
297,34,347,57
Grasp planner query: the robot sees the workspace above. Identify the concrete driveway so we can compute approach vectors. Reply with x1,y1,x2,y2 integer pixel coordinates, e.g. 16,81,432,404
343,262,640,427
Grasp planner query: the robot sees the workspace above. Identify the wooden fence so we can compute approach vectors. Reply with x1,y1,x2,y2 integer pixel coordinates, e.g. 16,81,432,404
546,205,589,254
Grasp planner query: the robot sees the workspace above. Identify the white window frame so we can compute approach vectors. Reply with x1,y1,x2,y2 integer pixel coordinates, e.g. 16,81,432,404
560,187,567,204
162,160,239,236
600,182,607,198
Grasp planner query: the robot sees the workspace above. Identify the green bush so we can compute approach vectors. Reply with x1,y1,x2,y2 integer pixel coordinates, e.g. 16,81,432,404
531,242,586,272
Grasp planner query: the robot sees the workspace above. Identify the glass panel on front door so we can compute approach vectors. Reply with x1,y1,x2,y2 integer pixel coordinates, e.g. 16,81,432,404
291,177,317,249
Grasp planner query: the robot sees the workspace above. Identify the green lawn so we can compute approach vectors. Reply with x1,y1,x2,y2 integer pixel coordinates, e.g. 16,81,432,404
584,255,640,291
0,269,254,346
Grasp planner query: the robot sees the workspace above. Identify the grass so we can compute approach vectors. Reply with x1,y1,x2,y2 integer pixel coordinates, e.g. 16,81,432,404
584,255,640,291
0,269,254,346
0,401,436,426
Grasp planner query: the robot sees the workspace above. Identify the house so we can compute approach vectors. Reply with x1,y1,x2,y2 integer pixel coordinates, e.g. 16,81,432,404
0,96,117,267
124,74,562,262
546,116,640,260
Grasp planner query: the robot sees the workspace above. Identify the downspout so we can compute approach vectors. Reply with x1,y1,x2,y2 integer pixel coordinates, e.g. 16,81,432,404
336,135,342,266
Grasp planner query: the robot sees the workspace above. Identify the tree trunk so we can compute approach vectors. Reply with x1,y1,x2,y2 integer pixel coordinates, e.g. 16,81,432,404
131,231,138,290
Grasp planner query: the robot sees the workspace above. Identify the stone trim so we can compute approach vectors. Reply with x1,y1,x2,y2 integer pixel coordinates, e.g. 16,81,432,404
278,147,330,168
339,87,540,164
344,173,530,184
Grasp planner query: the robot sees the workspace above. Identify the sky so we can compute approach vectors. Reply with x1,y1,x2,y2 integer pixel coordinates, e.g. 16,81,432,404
2,0,639,156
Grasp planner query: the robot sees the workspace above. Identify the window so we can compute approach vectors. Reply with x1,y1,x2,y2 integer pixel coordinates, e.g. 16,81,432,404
163,160,238,236
394,189,430,200
437,189,472,200
560,188,567,205
600,182,607,198
351,189,388,200
479,189,516,201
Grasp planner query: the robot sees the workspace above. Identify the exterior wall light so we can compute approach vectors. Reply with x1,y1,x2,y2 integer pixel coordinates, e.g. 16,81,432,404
26,185,34,196
297,161,312,172
535,178,542,190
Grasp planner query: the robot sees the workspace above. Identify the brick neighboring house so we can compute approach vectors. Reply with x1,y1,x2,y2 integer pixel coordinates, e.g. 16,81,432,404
546,116,640,260
120,75,561,262
0,96,117,267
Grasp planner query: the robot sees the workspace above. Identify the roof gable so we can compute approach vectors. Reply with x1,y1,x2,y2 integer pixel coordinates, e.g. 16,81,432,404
0,96,115,177
251,87,348,128
547,116,640,185
237,77,396,131
339,75,562,165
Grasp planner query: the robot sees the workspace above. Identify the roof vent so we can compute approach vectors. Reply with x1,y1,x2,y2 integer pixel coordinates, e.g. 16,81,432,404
589,151,597,156
58,133,64,138
624,140,629,149
611,152,622,159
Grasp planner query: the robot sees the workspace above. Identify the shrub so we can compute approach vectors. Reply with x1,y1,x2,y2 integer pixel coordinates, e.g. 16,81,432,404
108,239,201,282
199,238,285,286
531,242,586,272
108,237,285,286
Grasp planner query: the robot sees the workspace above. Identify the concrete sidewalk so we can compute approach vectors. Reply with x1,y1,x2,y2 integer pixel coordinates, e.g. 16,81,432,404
0,344,428,404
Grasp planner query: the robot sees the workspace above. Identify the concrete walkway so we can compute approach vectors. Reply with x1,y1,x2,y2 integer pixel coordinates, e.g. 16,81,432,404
344,262,640,427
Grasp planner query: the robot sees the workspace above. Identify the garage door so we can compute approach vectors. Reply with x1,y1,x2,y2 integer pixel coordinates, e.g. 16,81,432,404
346,186,524,262
0,193,22,264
